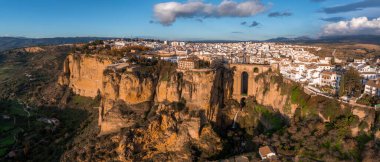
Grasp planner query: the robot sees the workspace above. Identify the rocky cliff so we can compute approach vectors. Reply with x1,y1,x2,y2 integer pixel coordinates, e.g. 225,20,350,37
249,73,298,116
58,54,379,161
58,54,113,97
156,69,233,121
99,68,230,134
59,55,231,134
59,55,377,135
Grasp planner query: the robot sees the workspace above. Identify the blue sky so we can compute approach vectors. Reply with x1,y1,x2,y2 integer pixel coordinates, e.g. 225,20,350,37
0,0,379,40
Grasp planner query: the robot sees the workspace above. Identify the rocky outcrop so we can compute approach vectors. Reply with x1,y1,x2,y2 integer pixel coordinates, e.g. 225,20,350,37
24,46,45,53
99,105,135,135
101,71,154,113
59,55,229,134
58,54,376,138
58,55,293,134
155,73,182,103
61,103,222,161
99,69,224,135
119,103,222,161
156,68,233,121
252,78,298,116
58,54,113,97
57,54,380,162
99,71,155,134
157,70,217,109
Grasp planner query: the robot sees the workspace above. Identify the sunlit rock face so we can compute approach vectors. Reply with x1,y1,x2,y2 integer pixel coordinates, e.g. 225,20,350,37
59,55,376,135
59,56,300,134
155,73,182,103
117,103,223,161
101,72,154,113
230,63,298,116
58,54,113,97
58,54,378,161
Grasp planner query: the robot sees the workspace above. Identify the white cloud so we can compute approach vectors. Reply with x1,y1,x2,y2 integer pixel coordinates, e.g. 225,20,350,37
322,17,380,36
153,0,266,26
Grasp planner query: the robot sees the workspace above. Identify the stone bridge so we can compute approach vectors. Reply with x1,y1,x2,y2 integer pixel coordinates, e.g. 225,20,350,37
230,63,275,100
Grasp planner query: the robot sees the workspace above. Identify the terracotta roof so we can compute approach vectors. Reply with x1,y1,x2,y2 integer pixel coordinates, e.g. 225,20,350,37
366,79,380,88
306,64,317,69
321,71,338,75
318,64,332,66
179,58,199,62
259,146,274,157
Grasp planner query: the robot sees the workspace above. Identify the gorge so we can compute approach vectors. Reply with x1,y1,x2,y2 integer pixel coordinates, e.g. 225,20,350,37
1,47,380,161
56,53,379,161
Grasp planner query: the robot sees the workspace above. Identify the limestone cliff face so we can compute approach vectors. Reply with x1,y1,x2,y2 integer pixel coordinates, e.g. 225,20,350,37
155,70,216,108
61,103,223,161
99,71,155,134
58,55,288,134
98,68,232,134
101,72,154,112
251,78,298,116
58,54,113,97
155,73,182,103
155,69,232,121
181,70,215,110
58,55,380,161
60,55,375,136
230,64,298,117
118,103,223,161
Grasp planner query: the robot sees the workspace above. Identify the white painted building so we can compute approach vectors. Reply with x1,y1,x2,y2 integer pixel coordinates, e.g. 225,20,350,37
364,79,380,96
319,71,341,89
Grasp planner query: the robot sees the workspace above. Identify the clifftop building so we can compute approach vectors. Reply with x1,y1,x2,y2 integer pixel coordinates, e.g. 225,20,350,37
365,79,380,96
319,71,341,90
178,58,199,70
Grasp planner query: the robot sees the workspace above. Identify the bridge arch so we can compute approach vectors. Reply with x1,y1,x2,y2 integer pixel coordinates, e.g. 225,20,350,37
241,71,248,95
231,63,272,100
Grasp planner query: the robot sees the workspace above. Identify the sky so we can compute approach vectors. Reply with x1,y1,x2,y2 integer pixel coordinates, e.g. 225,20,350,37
0,0,379,40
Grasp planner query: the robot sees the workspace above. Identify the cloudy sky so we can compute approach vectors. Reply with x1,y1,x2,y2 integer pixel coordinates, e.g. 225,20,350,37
0,0,379,40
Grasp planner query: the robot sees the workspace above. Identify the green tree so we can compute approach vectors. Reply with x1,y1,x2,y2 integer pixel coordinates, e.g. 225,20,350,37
339,67,363,97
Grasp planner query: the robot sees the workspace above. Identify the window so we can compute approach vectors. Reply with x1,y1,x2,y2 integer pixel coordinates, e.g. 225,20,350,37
253,67,259,73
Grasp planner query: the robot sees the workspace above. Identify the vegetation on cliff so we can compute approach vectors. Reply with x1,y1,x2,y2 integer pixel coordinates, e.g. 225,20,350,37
216,71,380,161
72,41,151,59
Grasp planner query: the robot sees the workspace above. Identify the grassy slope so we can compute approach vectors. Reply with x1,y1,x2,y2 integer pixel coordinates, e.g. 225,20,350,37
0,96,99,161
0,46,100,160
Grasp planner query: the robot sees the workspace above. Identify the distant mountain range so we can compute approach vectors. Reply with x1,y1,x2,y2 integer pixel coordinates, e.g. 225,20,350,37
1,35,379,51
0,37,114,51
265,35,380,44
191,35,380,44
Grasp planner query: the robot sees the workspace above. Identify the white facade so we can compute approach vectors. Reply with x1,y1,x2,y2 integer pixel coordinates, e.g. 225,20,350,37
319,71,341,89
364,79,380,96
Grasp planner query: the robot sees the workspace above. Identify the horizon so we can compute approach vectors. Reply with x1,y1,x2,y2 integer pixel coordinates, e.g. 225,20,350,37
1,0,380,40
1,35,380,43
